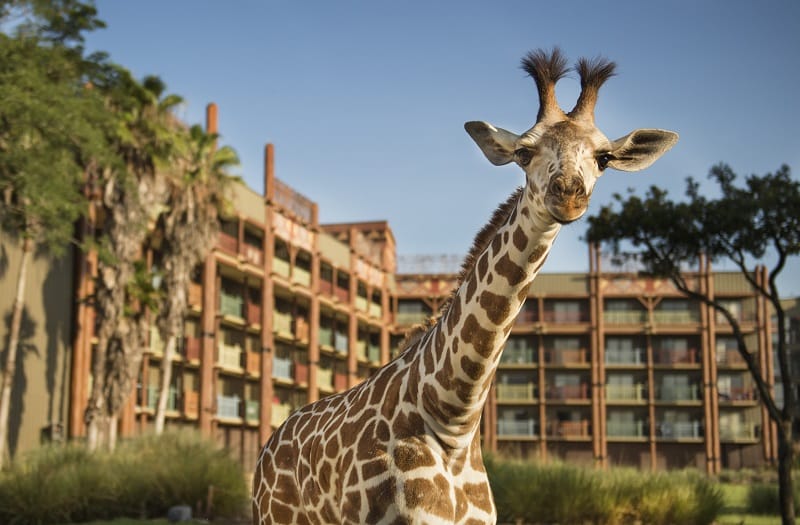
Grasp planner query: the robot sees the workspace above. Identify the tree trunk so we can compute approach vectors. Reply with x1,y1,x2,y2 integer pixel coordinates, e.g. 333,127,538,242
0,237,32,467
777,421,796,525
154,334,177,434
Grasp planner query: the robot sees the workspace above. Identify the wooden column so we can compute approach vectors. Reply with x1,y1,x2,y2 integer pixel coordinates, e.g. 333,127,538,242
259,143,276,446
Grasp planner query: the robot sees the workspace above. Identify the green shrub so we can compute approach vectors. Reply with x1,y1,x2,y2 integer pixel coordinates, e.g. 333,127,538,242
746,482,800,515
0,431,248,524
485,456,723,525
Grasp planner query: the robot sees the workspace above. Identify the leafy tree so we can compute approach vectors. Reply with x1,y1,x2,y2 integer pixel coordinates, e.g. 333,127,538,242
0,1,109,466
83,72,179,450
152,123,239,434
586,163,800,525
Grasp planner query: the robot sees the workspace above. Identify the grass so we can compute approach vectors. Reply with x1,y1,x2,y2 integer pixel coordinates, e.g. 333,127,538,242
717,482,800,525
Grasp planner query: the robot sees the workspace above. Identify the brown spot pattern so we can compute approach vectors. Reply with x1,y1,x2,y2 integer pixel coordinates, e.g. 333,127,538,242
479,290,510,326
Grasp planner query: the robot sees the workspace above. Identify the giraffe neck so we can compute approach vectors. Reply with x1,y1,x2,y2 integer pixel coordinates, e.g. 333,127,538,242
416,187,560,448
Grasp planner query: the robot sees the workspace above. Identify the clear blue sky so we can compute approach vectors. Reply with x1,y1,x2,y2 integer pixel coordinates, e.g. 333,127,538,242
85,1,799,295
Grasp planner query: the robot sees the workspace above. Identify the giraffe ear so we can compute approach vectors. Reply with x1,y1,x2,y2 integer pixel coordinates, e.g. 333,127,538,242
606,129,679,172
464,121,519,166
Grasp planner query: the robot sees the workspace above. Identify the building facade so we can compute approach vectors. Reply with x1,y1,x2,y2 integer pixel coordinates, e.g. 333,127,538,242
0,105,781,474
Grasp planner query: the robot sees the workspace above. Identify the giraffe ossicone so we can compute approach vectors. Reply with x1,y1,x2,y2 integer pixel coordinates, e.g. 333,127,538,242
253,47,678,524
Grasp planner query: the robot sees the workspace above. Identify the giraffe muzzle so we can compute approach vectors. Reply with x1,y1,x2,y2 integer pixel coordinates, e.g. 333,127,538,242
545,176,589,224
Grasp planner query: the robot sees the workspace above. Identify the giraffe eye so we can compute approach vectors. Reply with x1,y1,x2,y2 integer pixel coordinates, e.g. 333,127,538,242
596,153,612,171
515,148,533,166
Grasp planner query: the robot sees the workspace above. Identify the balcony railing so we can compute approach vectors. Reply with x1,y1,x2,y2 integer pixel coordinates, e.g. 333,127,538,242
652,311,700,324
245,400,259,422
271,403,292,427
188,282,203,308
656,384,700,402
292,267,311,288
355,295,369,312
220,292,243,318
318,368,334,390
606,384,646,402
606,420,645,438
334,286,349,303
605,348,645,366
334,333,349,354
604,311,647,324
246,351,260,375
369,302,382,319
273,356,293,380
718,386,757,401
716,348,746,367
658,420,702,439
217,394,241,419
547,420,590,438
719,423,759,441
273,257,290,278
273,311,293,337
183,390,199,418
218,231,238,253
217,342,242,370
501,346,536,365
243,245,263,266
545,349,588,365
246,303,262,326
542,310,590,323
653,348,698,365
497,383,536,401
498,419,537,437
546,383,589,401
395,311,429,326
367,344,381,363
146,385,178,411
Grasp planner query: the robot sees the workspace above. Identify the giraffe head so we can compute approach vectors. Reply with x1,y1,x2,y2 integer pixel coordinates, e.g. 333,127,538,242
465,48,678,224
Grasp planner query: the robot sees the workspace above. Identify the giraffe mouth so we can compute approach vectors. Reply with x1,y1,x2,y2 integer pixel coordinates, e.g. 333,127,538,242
545,196,588,225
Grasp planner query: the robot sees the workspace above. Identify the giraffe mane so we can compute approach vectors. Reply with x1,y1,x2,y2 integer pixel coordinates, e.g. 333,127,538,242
399,187,524,353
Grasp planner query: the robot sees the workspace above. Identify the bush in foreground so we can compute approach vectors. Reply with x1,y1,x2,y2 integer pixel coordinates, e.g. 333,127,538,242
485,455,724,525
0,432,248,524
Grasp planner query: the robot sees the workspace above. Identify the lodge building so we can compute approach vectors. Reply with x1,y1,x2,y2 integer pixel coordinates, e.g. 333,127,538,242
1,105,779,475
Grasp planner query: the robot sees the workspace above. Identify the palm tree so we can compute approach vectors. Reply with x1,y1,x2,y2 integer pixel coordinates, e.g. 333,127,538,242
85,73,179,450
153,123,239,434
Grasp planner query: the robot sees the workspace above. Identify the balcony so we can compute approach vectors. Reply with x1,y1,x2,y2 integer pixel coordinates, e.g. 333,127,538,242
183,390,199,418
719,423,760,441
245,400,260,423
273,311,293,338
500,346,536,365
273,257,290,279
145,385,178,411
292,267,311,288
217,394,241,420
652,310,700,325
217,342,243,370
369,302,383,319
658,420,702,439
218,231,238,254
355,295,369,313
605,348,645,366
246,351,261,376
656,384,700,402
293,361,309,384
653,348,698,365
606,420,646,438
367,344,381,363
546,383,589,401
246,303,262,326
718,386,757,402
716,348,746,367
271,403,292,427
188,282,203,308
545,349,588,366
547,420,590,438
606,384,646,402
497,383,536,402
356,339,368,361
149,327,164,356
182,336,201,362
498,419,537,437
334,372,348,391
334,333,349,355
318,368,334,391
542,310,590,323
273,356,293,381
219,292,243,319
604,311,647,324
395,311,430,326
334,285,349,303
243,245,263,266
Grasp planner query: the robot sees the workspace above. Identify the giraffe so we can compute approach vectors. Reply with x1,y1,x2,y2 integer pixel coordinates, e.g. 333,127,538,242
252,48,678,524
